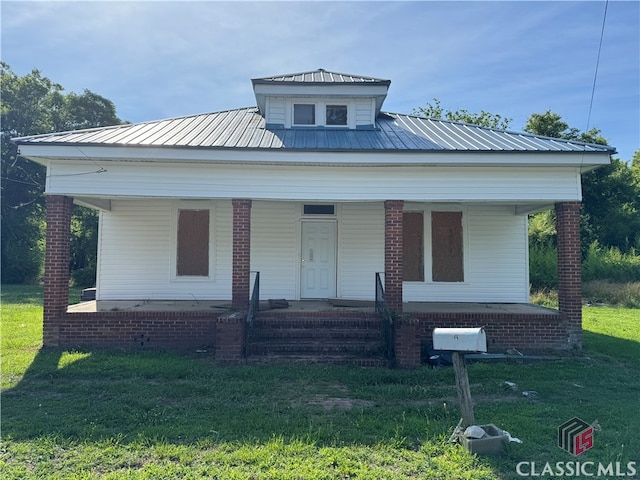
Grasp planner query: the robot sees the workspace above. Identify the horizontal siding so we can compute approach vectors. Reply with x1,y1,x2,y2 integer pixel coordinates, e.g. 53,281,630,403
266,98,286,125
403,205,528,303
96,200,528,303
355,99,373,126
97,199,232,300
250,201,299,299
48,161,582,202
338,203,384,299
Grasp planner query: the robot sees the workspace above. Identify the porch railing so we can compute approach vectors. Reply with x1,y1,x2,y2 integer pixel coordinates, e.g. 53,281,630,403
376,272,395,366
247,271,260,328
375,272,385,314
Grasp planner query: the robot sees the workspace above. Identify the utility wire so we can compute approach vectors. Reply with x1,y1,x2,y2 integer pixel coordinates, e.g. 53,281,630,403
585,0,609,135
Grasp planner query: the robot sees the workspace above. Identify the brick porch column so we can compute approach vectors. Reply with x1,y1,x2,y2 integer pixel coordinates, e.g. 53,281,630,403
43,195,74,347
384,200,404,312
556,202,582,349
232,199,252,310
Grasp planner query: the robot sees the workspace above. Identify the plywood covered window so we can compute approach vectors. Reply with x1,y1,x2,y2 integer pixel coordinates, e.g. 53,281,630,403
431,211,464,282
403,212,424,281
177,209,209,277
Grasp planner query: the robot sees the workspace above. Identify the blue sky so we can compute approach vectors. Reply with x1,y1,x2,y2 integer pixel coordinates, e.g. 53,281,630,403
2,0,639,160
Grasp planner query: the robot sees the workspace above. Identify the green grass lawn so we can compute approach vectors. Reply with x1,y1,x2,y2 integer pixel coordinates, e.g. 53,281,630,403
1,285,639,479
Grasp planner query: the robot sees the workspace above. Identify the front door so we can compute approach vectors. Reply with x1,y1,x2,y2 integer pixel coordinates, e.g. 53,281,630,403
300,221,336,298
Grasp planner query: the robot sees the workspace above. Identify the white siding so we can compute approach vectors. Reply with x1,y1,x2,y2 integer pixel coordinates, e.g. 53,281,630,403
338,203,384,299
250,201,299,299
48,161,582,203
96,200,528,303
265,97,286,125
355,99,374,126
97,199,232,300
403,204,529,303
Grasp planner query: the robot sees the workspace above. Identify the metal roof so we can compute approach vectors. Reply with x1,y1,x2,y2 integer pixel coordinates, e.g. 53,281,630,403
14,107,615,154
251,68,391,86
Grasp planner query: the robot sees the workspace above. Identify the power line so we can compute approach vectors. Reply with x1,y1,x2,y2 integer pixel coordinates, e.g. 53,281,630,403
585,0,609,135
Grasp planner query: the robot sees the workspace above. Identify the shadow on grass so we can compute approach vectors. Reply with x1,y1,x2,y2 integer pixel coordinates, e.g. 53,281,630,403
583,330,640,362
3,328,638,451
1,347,460,447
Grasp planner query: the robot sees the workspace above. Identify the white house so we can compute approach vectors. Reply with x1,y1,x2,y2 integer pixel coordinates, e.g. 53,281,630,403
15,69,614,366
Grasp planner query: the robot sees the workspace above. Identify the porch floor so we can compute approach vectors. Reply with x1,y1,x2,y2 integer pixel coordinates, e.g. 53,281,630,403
67,299,557,316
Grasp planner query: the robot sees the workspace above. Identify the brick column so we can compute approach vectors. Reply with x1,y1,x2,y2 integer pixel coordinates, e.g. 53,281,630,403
394,318,421,368
384,200,404,311
215,312,246,363
44,195,74,347
556,202,582,349
232,199,252,310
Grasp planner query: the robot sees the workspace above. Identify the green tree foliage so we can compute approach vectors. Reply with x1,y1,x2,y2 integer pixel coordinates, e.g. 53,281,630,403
525,110,640,253
524,110,608,145
414,98,512,130
1,62,122,284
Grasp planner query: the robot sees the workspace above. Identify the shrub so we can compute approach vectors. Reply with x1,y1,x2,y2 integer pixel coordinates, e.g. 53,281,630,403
582,242,640,283
583,281,640,308
529,242,640,289
529,243,558,289
70,266,96,288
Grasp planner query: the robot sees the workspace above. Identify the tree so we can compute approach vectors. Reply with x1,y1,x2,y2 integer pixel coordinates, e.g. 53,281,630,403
1,63,123,283
525,110,640,253
414,98,512,130
524,110,607,145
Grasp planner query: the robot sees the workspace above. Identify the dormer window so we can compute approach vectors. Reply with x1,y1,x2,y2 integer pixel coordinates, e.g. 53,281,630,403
291,101,349,127
293,104,316,125
252,69,390,130
326,105,347,126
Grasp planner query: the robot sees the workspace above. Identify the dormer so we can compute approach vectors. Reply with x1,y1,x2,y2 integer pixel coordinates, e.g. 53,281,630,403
251,69,391,130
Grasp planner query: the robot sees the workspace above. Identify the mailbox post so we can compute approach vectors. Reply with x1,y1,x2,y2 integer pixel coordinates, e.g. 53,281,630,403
433,327,487,428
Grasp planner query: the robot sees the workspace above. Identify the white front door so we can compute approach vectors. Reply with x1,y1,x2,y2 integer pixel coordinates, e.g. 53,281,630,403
301,221,337,298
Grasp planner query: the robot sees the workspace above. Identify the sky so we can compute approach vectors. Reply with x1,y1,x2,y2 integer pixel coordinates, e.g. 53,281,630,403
2,0,639,160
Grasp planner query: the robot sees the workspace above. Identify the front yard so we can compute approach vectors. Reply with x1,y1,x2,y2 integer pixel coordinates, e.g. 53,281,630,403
1,285,638,479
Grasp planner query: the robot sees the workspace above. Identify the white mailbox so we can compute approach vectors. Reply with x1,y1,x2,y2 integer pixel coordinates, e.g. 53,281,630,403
433,327,487,353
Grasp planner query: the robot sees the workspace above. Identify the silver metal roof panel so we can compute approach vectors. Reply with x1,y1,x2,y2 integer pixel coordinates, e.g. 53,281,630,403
252,68,390,86
13,107,615,155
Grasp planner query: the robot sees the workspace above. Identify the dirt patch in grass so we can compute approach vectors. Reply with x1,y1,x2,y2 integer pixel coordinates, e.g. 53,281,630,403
305,394,376,410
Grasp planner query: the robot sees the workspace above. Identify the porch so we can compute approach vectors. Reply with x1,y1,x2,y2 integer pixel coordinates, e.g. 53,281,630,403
67,298,553,316
61,297,561,367
43,196,580,366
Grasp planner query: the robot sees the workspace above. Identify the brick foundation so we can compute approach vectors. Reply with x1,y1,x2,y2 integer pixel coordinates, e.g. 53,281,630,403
392,310,565,368
215,312,246,363
46,311,219,350
384,200,404,311
394,318,421,368
556,202,582,349
232,199,252,310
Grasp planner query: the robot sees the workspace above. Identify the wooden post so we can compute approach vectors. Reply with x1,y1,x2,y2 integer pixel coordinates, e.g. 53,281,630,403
452,352,475,428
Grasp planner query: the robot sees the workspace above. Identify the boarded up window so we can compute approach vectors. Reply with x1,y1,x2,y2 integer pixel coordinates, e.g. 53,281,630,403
432,211,464,282
403,212,424,281
177,209,209,276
